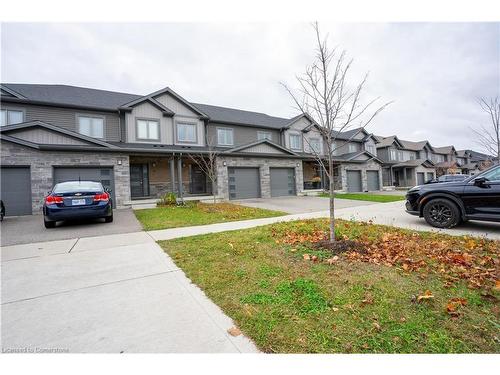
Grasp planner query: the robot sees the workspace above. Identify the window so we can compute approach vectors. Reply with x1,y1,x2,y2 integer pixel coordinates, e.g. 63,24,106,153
257,131,272,141
78,116,104,138
366,144,376,155
0,109,24,126
398,151,404,161
177,122,197,143
217,127,233,146
309,138,321,154
482,166,500,181
390,149,397,160
137,119,159,141
348,143,357,153
289,133,301,150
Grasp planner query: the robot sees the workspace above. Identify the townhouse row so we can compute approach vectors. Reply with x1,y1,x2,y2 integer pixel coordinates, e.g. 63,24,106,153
0,83,492,216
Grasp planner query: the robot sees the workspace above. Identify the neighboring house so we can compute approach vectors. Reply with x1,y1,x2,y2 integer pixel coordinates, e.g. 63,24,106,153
374,135,436,187
0,83,383,216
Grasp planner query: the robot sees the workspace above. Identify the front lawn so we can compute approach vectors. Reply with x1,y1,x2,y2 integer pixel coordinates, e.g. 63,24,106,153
134,201,286,230
320,192,406,203
160,219,500,353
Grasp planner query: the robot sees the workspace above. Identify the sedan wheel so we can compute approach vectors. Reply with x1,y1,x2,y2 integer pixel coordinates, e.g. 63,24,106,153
423,199,460,228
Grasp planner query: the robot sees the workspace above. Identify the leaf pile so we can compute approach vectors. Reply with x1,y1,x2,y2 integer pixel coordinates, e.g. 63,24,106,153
346,231,499,290
271,220,499,291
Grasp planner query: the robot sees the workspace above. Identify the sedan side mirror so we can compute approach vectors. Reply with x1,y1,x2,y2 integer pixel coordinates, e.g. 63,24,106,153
473,177,489,186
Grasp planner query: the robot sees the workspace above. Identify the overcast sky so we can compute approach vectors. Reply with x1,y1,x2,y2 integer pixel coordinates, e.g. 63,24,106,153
1,22,499,150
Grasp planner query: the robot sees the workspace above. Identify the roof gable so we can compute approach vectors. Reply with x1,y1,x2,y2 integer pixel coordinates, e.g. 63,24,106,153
225,139,298,156
0,121,117,148
121,87,208,119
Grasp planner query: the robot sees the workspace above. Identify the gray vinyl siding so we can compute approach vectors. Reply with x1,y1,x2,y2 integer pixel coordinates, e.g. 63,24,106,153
1,103,121,142
206,123,280,147
377,147,389,162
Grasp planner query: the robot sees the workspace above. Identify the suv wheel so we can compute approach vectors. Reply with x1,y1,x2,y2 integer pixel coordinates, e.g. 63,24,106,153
423,198,461,228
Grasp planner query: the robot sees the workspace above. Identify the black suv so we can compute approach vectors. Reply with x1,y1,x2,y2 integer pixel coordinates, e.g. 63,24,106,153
405,165,500,228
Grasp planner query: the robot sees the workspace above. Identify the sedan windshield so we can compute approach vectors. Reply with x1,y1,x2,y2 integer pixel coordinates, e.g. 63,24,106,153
53,181,103,194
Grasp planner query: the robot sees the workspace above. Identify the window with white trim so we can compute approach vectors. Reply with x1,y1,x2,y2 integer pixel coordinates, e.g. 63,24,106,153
257,131,272,141
309,138,321,154
366,144,376,155
217,128,233,146
177,122,197,143
137,119,159,141
0,109,24,126
348,143,357,153
390,149,397,160
78,116,104,138
289,133,301,150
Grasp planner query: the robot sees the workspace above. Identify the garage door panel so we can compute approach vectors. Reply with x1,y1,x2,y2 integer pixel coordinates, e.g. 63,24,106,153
228,168,260,200
53,167,116,207
346,170,362,192
366,170,380,191
270,168,296,197
1,167,32,216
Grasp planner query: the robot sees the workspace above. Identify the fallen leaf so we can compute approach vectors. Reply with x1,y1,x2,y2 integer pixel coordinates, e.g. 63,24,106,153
361,292,374,306
372,322,381,331
495,280,500,291
227,327,241,337
303,254,311,261
331,307,339,312
417,290,434,302
228,243,234,249
311,255,318,262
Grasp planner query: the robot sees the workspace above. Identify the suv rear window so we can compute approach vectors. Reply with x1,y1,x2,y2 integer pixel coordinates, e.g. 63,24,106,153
53,181,103,193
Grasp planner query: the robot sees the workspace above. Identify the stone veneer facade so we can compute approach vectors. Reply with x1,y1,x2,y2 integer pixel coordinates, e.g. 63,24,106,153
216,155,304,200
0,141,130,213
338,159,382,192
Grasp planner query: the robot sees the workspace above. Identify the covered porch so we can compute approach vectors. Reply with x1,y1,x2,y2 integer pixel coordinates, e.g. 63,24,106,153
129,154,213,200
302,160,342,191
388,160,436,187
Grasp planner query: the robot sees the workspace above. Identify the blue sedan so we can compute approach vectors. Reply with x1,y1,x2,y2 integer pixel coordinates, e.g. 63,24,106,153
43,181,113,228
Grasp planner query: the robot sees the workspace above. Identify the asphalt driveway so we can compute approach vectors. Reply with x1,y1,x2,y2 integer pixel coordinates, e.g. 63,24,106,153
1,231,257,353
235,195,377,214
0,208,142,246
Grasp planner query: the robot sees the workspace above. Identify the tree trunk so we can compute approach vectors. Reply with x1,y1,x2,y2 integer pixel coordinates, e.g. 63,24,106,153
212,178,217,204
328,160,335,243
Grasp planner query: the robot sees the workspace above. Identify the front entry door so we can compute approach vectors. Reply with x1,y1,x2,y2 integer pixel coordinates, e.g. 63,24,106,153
130,164,149,198
190,165,207,194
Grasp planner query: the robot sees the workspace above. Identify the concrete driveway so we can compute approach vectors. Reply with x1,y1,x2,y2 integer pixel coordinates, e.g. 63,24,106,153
0,209,142,247
1,232,258,353
335,200,500,240
235,195,377,214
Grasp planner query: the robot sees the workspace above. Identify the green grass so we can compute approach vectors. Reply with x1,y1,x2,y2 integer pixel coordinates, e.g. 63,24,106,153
159,219,500,353
319,192,406,203
134,201,286,230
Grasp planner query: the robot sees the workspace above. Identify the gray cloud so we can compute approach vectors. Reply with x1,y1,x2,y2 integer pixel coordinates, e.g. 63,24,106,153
1,22,498,151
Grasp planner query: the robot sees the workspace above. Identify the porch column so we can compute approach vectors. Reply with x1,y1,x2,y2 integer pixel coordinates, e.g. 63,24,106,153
170,157,176,193
403,168,407,187
177,155,183,199
390,166,394,185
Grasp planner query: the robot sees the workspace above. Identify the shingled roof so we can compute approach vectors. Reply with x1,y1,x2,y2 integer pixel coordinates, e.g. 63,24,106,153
1,83,294,129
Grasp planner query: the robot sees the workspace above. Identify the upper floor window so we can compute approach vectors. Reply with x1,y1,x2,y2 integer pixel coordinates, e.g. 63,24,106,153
177,122,197,143
217,127,233,146
348,143,357,153
78,115,104,138
0,109,24,126
366,144,376,155
390,149,397,160
257,131,272,141
309,138,321,154
289,133,301,150
434,154,445,163
137,119,159,141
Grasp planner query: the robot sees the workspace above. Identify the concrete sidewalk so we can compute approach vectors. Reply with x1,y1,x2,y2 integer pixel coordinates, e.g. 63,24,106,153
1,232,258,353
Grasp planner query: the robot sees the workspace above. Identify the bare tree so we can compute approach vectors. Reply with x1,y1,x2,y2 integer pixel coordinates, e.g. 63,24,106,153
472,97,500,164
187,137,219,204
282,22,391,243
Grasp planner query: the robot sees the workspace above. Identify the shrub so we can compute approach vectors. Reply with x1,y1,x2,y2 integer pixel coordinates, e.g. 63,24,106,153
157,192,177,207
